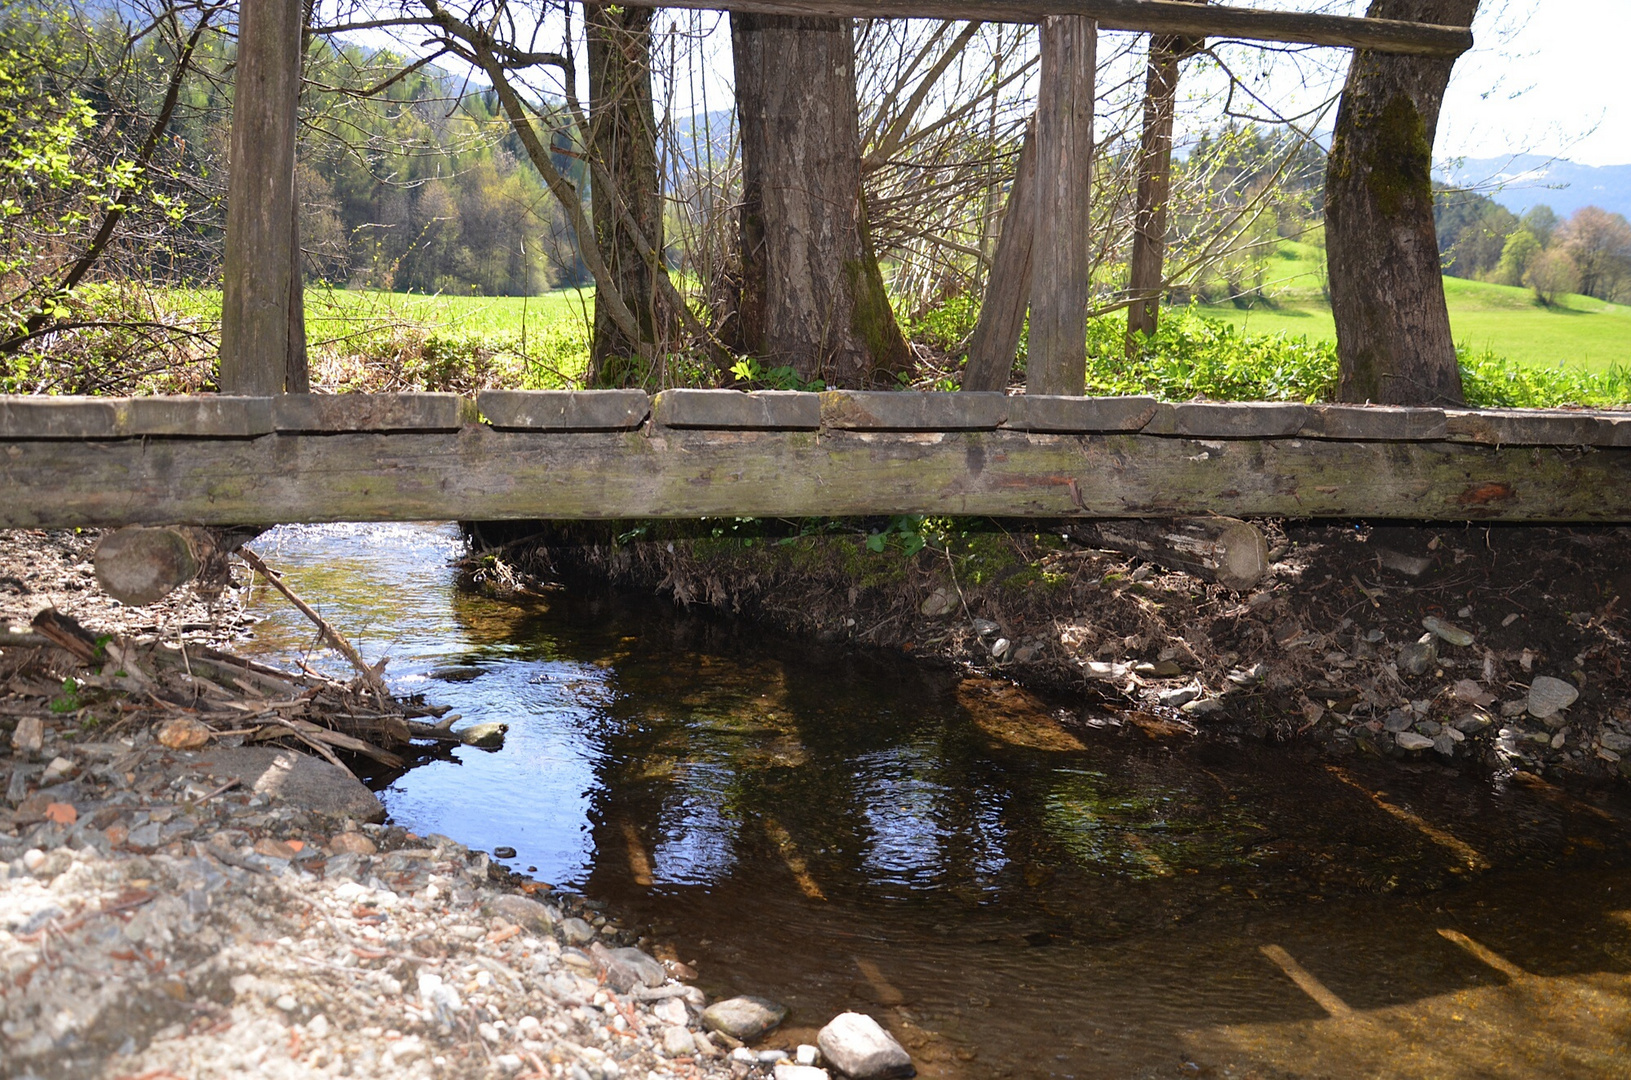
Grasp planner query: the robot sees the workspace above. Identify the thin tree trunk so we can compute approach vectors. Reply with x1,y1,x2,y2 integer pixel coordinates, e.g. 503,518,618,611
1327,0,1478,406
732,14,910,389
1125,1,1204,355
586,2,667,387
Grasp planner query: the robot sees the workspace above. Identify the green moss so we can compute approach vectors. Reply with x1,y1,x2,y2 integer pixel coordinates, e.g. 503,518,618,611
1361,93,1432,218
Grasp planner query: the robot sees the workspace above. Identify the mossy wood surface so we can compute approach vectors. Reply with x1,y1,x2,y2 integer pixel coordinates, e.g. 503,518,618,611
3,425,1628,527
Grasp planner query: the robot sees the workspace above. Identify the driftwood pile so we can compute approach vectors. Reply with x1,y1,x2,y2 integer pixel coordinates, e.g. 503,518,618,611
6,598,499,778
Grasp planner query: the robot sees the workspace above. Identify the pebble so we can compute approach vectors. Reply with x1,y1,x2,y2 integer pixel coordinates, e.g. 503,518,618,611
773,1066,830,1080
1422,616,1474,647
653,997,690,1027
662,1024,697,1057
22,848,46,872
796,1045,821,1066
1158,686,1199,708
10,714,45,755
39,756,76,784
156,717,212,751
487,893,557,934
919,589,955,617
275,994,298,1012
702,995,788,1041
1398,637,1436,676
1395,732,1435,751
817,1012,915,1080
1382,709,1414,733
1526,676,1579,719
327,831,377,856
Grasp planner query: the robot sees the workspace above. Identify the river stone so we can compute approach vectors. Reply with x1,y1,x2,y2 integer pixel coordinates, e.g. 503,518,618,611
1395,731,1435,751
592,944,666,991
1601,730,1631,752
1421,616,1474,647
1382,709,1414,733
1526,676,1579,719
460,722,508,749
559,917,596,946
817,1012,915,1079
485,894,555,934
774,1066,830,1080
702,996,788,1041
174,747,385,822
1398,636,1436,676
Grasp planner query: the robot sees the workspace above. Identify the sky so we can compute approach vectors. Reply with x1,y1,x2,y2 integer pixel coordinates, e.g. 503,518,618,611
331,0,1630,169
1437,0,1631,167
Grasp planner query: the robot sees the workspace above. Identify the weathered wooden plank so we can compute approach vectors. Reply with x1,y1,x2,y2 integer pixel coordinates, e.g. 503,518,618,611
1444,408,1607,447
652,389,821,429
1301,404,1448,441
274,393,469,432
2,429,1627,527
643,1,1474,56
1003,394,1158,432
0,396,127,439
479,390,650,431
1029,15,1095,398
1168,401,1310,438
822,390,1008,430
126,397,275,437
219,0,303,395
963,119,1036,393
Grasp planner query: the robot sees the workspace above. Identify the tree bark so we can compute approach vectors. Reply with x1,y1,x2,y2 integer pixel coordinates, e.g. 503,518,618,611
1125,2,1204,354
732,14,911,388
586,2,667,387
1326,0,1479,407
221,0,304,395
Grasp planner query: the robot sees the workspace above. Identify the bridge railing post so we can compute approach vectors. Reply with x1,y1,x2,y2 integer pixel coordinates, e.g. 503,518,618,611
220,0,304,395
1028,14,1096,398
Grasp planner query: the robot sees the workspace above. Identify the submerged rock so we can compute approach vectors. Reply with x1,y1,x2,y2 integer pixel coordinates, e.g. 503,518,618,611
460,722,509,749
817,1012,915,1079
703,995,788,1041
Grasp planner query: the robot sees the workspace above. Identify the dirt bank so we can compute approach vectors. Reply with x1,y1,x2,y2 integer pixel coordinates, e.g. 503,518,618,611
489,518,1631,787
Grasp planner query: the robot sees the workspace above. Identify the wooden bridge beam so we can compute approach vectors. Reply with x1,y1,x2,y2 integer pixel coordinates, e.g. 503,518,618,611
1,393,1628,527
642,1,1474,57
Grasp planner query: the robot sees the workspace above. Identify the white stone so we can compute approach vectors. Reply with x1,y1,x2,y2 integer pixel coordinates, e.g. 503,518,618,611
661,1025,696,1057
774,1066,830,1080
816,1012,915,1080
1395,732,1435,751
1527,676,1579,719
796,1045,821,1066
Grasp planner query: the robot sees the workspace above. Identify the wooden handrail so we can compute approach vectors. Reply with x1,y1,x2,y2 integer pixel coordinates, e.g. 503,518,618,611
643,0,1473,57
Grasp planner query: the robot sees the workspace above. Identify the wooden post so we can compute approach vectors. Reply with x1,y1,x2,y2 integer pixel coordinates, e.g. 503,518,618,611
1028,15,1095,397
220,0,303,395
963,118,1036,392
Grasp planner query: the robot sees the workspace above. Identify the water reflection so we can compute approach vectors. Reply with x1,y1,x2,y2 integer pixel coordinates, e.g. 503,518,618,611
244,523,1631,1079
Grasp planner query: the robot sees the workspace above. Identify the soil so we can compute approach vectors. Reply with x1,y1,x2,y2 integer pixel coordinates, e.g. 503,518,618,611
493,518,1631,787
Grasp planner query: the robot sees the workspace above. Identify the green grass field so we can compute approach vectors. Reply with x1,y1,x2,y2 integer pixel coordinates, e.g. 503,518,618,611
1195,239,1631,372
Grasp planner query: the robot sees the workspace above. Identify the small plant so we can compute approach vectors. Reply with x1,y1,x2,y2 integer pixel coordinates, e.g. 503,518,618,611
49,677,80,714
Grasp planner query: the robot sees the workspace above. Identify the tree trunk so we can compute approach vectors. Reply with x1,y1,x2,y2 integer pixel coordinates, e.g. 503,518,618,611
586,2,666,387
1326,0,1479,406
732,14,910,388
1125,2,1204,355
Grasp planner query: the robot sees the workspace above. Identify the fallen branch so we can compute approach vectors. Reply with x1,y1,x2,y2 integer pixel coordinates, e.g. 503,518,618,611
238,547,389,696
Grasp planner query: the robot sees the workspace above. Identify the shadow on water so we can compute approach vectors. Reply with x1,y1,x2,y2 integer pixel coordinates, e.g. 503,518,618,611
245,524,1631,1080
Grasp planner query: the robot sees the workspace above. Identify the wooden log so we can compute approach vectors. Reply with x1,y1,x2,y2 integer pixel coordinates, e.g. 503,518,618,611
220,0,303,394
3,427,1630,525
1075,517,1268,590
963,118,1035,392
1029,15,1095,397
93,525,256,606
640,0,1474,56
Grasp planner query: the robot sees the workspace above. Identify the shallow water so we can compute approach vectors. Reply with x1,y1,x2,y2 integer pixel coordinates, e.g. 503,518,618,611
244,522,1631,1080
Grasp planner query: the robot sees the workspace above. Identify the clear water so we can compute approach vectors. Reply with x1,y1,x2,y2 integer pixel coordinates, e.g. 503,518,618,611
243,523,1631,1080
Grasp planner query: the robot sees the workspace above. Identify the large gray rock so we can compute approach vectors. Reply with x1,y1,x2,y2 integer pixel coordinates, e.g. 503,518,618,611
816,1012,915,1079
702,996,787,1041
172,747,384,822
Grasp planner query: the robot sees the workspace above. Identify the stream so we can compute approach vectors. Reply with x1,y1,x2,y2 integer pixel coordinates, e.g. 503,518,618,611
242,522,1631,1080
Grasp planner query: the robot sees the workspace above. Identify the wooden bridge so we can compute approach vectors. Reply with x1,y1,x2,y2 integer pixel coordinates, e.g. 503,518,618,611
3,391,1627,528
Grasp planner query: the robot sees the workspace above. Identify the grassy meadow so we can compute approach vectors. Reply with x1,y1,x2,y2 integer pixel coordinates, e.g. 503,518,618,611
1198,239,1631,372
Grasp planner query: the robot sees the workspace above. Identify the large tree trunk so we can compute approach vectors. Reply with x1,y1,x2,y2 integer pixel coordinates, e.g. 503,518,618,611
1125,2,1204,355
732,14,910,388
1326,0,1478,406
586,2,666,387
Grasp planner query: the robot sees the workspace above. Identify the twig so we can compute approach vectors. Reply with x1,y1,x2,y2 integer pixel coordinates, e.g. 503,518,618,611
238,547,388,695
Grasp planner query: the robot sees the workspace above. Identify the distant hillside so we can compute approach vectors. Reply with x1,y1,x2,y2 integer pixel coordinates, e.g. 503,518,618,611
1436,155,1631,220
